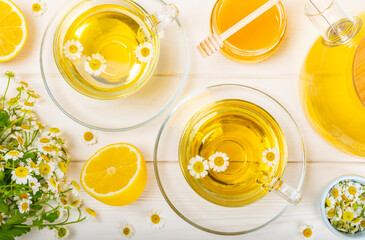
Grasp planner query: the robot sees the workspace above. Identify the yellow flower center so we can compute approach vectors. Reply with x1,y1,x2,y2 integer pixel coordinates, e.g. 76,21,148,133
20,81,29,86
50,177,57,188
0,162,2,168
214,156,225,167
89,59,102,71
303,228,312,238
151,214,160,224
49,128,60,134
348,186,357,195
86,208,96,217
361,220,365,228
343,211,354,221
19,193,29,200
332,188,339,198
325,198,331,207
58,228,67,238
41,154,50,162
60,198,68,205
21,125,30,130
69,45,78,54
265,152,276,162
40,138,50,143
58,162,67,173
353,217,361,224
141,47,150,57
15,167,29,178
29,161,37,169
71,181,80,191
16,135,23,146
32,3,41,12
193,161,205,174
51,145,60,152
83,131,94,142
39,163,51,175
70,199,80,207
42,146,53,152
0,214,3,222
327,209,336,218
123,227,130,236
24,102,34,107
21,202,29,211
8,150,20,156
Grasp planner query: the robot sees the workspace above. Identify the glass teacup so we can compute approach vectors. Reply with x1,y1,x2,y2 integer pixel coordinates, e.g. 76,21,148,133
53,0,178,100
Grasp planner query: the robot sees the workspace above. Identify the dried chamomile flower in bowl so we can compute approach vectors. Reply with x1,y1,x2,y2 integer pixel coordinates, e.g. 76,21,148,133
321,176,365,240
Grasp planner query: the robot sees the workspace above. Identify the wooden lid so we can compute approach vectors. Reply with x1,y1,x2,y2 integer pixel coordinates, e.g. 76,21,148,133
354,37,365,104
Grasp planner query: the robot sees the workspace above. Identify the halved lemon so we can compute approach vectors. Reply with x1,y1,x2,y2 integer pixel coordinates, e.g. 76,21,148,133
0,0,28,62
80,143,147,206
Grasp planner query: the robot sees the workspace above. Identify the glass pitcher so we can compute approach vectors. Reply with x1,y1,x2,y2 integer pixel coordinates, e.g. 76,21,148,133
300,0,365,157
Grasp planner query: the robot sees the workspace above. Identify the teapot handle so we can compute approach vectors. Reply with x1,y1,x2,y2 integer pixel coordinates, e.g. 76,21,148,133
151,4,179,32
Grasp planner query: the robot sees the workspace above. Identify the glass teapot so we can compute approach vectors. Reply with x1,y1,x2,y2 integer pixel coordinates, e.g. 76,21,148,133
300,0,365,157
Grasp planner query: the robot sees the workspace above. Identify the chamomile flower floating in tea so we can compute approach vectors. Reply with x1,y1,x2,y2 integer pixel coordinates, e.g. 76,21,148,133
120,223,135,239
85,53,107,77
262,148,279,167
300,225,314,239
325,180,365,234
32,0,47,16
146,209,165,230
54,227,70,240
208,152,229,172
187,155,209,179
82,129,98,146
135,42,155,63
63,40,83,61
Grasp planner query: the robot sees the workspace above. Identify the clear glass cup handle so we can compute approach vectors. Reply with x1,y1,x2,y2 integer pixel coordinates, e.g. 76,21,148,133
151,4,179,31
269,177,302,205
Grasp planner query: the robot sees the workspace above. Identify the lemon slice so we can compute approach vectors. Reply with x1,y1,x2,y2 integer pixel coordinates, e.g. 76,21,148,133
0,0,27,62
80,143,147,206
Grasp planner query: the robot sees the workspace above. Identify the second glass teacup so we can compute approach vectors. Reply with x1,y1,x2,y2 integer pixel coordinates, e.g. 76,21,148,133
53,0,179,100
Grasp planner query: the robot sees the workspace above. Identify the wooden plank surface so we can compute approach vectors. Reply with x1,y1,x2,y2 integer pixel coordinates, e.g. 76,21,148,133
0,0,363,239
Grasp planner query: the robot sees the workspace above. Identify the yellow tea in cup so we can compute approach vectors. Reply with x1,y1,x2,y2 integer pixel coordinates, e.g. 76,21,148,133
179,99,288,207
53,1,177,100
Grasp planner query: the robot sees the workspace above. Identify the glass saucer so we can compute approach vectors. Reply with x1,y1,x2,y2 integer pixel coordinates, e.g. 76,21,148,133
154,84,306,235
40,0,189,131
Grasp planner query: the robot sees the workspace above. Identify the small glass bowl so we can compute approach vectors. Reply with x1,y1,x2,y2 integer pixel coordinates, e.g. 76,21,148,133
320,175,365,240
154,84,306,235
40,0,189,131
210,0,287,62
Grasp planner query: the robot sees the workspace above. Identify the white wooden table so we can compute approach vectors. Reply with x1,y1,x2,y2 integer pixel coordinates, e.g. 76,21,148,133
3,0,365,239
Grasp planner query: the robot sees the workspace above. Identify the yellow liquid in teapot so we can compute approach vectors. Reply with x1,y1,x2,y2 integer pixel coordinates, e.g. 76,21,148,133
300,14,365,157
179,100,287,207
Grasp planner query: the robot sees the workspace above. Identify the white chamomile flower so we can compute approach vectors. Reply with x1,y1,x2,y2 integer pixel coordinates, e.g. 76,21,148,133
55,207,66,220
120,223,135,239
5,150,24,161
19,101,35,111
82,129,98,146
13,131,24,147
11,166,31,184
187,155,209,179
32,0,47,16
70,180,80,196
54,227,70,240
63,40,83,60
29,177,41,194
300,224,314,239
262,148,279,167
146,209,165,230
26,158,39,175
345,182,360,200
14,192,32,203
39,162,56,178
208,152,229,172
18,199,32,213
0,213,8,225
325,207,336,219
325,196,336,208
85,54,107,76
134,42,155,63
343,207,355,222
47,177,58,193
47,127,62,138
55,161,68,179
330,185,342,201
69,198,82,208
0,161,4,171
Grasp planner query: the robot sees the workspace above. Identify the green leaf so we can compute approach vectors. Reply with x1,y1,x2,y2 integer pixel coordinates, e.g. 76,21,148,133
0,197,9,214
6,214,26,225
0,171,4,182
0,226,30,240
43,212,58,223
0,110,10,128
32,218,43,226
32,205,42,211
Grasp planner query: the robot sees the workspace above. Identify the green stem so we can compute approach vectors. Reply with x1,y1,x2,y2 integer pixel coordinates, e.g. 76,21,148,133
2,75,10,108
